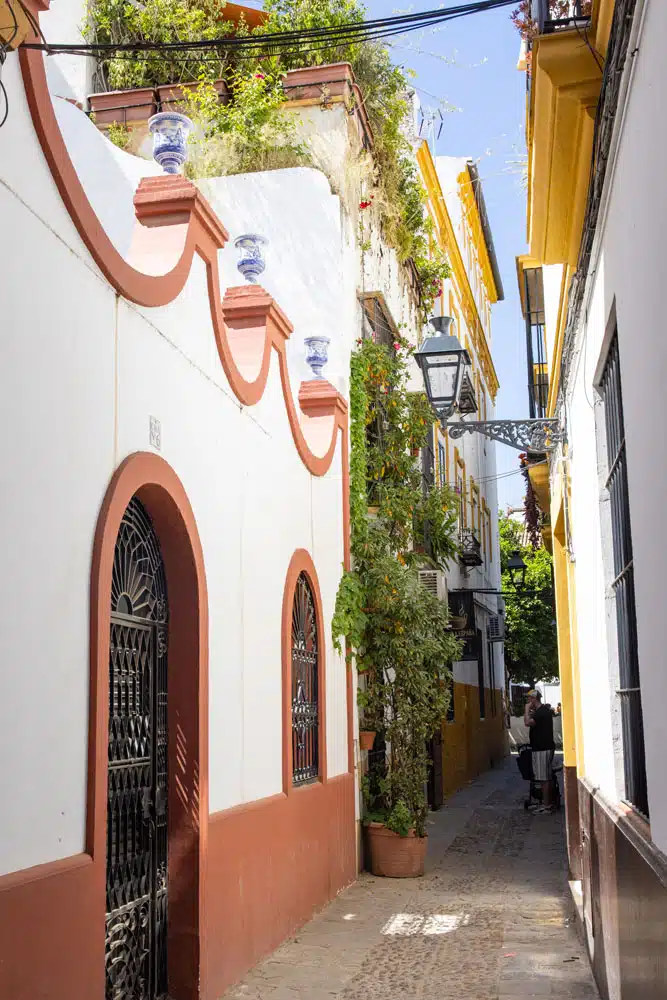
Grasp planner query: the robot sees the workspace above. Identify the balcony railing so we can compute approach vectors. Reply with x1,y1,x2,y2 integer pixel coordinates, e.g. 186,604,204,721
532,0,591,35
459,529,483,568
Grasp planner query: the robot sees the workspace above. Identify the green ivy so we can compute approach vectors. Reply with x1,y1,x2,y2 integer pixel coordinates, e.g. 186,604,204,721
84,0,234,91
333,340,462,838
183,66,307,177
259,0,451,313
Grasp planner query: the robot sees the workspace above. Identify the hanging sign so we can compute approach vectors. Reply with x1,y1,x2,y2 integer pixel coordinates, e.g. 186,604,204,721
448,591,479,661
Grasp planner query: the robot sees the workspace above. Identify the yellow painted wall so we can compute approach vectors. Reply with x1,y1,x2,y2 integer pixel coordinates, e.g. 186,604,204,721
441,681,508,798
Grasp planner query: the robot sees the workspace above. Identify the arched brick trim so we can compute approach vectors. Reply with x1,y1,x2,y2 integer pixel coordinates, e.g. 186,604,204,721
0,452,209,1000
21,41,349,481
90,452,209,1000
281,550,327,795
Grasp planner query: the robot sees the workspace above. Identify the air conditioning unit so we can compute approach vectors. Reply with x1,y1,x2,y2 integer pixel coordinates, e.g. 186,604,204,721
487,615,505,642
418,569,448,603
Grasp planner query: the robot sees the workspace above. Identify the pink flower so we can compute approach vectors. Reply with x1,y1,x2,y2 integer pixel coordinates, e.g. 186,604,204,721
393,341,401,350
255,73,266,80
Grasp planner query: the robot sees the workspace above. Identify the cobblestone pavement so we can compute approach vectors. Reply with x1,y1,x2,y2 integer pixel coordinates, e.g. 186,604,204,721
225,758,598,1000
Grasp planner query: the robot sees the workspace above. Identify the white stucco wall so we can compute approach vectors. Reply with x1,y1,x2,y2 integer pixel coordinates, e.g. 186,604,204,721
561,0,667,852
0,53,353,874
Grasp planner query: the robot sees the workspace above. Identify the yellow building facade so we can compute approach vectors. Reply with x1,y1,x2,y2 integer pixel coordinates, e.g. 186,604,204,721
418,142,508,800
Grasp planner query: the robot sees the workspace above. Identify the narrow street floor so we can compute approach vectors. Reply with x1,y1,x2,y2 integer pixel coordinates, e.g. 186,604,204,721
224,758,598,1000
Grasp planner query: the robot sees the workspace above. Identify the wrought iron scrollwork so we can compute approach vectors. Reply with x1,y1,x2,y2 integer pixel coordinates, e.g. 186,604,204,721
291,573,319,785
459,529,483,568
106,497,168,1000
446,417,564,452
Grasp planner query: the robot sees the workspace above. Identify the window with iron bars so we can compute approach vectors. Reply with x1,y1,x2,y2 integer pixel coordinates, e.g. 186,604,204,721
599,333,648,817
362,296,395,349
291,572,320,786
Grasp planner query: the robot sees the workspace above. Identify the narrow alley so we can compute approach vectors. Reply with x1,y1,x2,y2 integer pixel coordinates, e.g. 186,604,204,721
225,760,598,1000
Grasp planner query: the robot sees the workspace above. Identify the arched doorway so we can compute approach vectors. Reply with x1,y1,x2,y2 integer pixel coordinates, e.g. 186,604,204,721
105,496,169,1000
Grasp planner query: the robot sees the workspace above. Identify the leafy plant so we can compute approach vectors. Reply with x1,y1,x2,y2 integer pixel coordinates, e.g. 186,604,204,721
499,513,558,687
106,120,131,149
85,0,234,91
258,0,451,315
511,0,592,42
333,339,461,838
184,67,308,177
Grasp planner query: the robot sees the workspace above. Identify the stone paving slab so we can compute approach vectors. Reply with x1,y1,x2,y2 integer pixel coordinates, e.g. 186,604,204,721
224,760,599,1000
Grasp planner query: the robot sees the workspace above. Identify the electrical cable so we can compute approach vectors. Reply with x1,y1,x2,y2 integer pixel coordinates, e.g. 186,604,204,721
0,0,19,129
22,0,518,58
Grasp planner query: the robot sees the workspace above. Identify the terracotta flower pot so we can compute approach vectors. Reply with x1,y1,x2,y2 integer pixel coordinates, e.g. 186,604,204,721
88,87,157,125
283,63,374,148
366,822,427,878
359,730,376,751
157,79,229,113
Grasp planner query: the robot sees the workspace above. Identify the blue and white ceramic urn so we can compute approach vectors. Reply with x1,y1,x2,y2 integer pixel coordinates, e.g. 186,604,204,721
304,335,331,380
234,234,268,284
148,112,193,174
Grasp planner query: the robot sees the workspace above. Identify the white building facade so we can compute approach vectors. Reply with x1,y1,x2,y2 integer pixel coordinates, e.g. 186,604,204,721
520,0,667,996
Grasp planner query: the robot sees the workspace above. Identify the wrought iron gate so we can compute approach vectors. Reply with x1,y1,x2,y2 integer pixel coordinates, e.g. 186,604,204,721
106,498,169,1000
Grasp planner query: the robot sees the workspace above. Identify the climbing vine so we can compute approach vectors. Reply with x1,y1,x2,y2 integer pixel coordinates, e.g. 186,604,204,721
333,340,461,837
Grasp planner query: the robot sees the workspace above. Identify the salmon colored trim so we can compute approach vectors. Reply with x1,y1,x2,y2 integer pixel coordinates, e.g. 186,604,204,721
281,550,328,795
205,771,355,994
0,852,91,893
0,452,209,1000
19,45,348,479
90,452,209,1000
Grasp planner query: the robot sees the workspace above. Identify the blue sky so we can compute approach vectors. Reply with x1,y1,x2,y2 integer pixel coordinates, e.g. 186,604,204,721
246,0,529,508
363,1,530,510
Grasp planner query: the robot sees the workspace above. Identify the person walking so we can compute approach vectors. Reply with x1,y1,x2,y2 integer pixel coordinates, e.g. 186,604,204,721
524,689,555,813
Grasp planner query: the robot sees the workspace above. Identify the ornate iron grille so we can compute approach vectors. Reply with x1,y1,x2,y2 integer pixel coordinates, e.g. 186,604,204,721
291,573,319,785
106,497,169,1000
459,529,483,568
600,335,648,818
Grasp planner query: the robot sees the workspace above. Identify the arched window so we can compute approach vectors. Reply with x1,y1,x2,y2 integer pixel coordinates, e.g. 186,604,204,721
291,572,319,785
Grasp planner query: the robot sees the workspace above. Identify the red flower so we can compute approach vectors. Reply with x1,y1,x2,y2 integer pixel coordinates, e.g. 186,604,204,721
255,73,266,80
393,342,401,350
359,200,371,210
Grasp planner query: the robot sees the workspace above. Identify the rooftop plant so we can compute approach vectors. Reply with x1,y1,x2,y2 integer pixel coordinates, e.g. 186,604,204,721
86,0,449,315
332,338,461,838
84,0,235,91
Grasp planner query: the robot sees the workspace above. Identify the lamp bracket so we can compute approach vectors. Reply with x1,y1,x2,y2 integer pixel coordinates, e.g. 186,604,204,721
445,417,564,452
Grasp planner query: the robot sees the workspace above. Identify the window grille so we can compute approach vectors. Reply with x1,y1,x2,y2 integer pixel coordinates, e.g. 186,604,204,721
599,333,648,817
362,296,395,349
291,573,320,785
438,441,447,488
446,674,455,723
477,629,486,719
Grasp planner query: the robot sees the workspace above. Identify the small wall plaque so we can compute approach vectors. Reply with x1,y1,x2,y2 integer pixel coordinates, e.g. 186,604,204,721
149,416,162,451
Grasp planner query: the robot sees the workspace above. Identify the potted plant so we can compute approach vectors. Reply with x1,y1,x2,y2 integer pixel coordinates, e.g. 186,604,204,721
359,729,376,751
358,570,457,877
332,339,461,878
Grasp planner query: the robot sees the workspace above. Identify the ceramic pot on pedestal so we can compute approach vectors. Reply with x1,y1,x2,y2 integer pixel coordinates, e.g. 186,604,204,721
304,336,331,380
147,112,193,174
234,234,268,284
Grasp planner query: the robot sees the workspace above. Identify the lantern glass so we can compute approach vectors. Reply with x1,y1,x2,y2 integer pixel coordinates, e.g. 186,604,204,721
414,324,470,417
507,550,527,590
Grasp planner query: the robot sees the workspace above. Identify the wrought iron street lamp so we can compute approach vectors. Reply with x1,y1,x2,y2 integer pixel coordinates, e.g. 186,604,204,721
417,316,565,452
414,317,470,420
507,550,528,590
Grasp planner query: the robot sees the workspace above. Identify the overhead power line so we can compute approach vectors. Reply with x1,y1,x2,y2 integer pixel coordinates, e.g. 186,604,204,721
23,0,517,58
